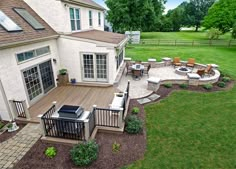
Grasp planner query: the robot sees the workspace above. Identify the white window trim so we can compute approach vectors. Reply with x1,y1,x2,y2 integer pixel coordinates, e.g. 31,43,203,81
89,10,93,27
70,7,81,32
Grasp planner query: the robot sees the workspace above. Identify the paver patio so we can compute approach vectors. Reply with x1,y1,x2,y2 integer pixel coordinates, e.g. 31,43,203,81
0,123,41,169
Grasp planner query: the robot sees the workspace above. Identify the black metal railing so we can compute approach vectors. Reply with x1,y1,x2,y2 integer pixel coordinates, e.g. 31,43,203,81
41,105,85,141
95,108,120,128
122,81,130,118
13,100,26,118
88,108,96,136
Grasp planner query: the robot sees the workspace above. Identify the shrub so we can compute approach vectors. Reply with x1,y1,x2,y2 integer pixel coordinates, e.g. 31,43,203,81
164,83,172,88
112,142,121,153
179,84,188,89
59,69,67,75
207,28,222,40
7,123,13,129
232,22,236,39
132,107,140,114
218,81,226,88
125,115,143,134
203,84,213,90
45,147,57,158
0,122,4,129
70,140,98,166
222,77,231,83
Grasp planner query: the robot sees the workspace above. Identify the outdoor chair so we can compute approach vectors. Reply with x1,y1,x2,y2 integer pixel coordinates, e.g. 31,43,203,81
205,64,212,77
197,69,205,77
186,58,195,68
173,57,181,67
143,64,151,77
133,70,142,80
135,60,142,64
126,62,133,76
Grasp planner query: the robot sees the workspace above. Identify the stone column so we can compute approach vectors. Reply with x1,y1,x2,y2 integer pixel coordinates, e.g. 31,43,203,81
22,100,31,120
148,58,157,68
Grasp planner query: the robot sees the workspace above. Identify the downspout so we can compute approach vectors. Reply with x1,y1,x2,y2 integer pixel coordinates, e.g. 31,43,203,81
0,79,14,121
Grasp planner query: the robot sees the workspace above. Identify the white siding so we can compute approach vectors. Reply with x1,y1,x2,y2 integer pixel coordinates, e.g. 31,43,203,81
0,39,59,108
0,81,11,121
58,37,118,84
24,0,104,33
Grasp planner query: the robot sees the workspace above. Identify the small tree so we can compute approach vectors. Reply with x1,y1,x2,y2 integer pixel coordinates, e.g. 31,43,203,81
232,23,236,39
207,28,222,40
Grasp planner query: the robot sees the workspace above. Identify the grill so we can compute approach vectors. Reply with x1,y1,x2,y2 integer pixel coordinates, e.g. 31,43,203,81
58,105,84,119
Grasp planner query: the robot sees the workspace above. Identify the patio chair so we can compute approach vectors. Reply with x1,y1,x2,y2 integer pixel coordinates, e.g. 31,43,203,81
205,64,212,77
135,60,142,64
133,70,142,80
186,58,195,68
143,64,151,77
197,69,205,77
173,57,181,67
126,62,133,76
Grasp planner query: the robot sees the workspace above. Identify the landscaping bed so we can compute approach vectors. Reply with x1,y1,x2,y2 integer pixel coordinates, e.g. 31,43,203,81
13,101,146,169
0,121,27,143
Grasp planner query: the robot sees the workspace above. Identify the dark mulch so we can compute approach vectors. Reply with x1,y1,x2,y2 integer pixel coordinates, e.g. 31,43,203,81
0,121,27,143
13,79,234,169
14,100,146,169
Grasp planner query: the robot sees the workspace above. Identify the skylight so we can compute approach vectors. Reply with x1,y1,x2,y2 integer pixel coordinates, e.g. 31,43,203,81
0,10,22,32
14,8,45,30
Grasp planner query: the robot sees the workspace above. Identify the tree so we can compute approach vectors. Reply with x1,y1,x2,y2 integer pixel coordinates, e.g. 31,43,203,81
232,23,236,39
203,0,236,33
184,0,215,32
105,0,166,32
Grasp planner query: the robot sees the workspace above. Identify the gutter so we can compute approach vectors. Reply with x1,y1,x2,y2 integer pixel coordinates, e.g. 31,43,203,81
116,36,130,49
0,35,59,50
61,0,106,11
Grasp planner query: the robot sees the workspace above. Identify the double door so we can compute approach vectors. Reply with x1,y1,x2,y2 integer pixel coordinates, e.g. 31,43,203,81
23,60,55,103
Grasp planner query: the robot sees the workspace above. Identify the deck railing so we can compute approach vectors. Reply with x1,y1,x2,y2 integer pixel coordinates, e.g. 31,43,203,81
87,108,96,136
41,105,85,141
9,100,30,119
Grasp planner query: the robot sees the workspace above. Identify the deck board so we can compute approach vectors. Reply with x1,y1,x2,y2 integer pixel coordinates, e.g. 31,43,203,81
29,86,120,122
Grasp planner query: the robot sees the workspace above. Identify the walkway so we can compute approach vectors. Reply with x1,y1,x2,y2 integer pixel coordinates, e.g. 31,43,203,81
0,123,41,169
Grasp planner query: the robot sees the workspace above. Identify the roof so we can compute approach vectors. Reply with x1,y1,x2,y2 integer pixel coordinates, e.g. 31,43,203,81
61,0,105,10
69,30,127,45
0,0,57,48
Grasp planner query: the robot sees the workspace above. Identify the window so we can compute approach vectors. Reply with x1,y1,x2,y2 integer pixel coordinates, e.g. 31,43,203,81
117,49,124,70
98,12,101,26
0,10,22,32
70,8,80,31
14,8,44,30
89,10,93,27
17,46,50,63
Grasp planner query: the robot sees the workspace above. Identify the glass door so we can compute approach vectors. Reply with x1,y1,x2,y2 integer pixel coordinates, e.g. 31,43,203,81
82,54,107,82
39,60,55,93
23,66,43,101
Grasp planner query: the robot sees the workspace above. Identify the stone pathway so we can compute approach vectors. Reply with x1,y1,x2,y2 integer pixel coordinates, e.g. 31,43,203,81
137,94,160,104
0,123,41,169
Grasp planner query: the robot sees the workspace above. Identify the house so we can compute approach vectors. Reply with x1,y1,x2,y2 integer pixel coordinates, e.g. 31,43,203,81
0,0,128,121
24,0,128,84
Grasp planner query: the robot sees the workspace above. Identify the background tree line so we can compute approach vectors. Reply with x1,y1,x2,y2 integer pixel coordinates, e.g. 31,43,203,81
106,0,236,38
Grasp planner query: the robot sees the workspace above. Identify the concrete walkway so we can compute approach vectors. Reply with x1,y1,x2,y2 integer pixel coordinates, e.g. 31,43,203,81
0,123,41,169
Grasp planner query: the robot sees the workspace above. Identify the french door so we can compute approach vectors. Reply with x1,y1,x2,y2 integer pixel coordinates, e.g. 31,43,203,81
82,54,108,82
23,60,55,103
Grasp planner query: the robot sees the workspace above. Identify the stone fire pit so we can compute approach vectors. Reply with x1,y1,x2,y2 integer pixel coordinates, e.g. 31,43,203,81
175,67,192,75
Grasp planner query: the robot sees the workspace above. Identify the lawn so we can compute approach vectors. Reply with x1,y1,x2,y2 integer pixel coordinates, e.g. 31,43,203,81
141,32,232,40
125,44,236,168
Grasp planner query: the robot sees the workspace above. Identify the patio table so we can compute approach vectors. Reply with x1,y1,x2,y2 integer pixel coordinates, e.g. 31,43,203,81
131,64,144,80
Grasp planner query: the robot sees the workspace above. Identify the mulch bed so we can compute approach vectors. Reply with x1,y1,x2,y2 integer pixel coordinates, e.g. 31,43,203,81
0,121,27,143
13,79,234,169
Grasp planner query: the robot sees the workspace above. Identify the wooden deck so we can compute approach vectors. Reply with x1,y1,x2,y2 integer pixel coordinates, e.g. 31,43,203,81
29,86,120,122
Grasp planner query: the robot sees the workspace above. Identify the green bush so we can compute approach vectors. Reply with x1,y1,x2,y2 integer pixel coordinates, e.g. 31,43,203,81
125,115,143,134
45,147,57,158
164,83,172,88
222,77,231,83
112,142,121,153
179,84,188,89
7,123,13,129
207,28,222,40
0,122,4,129
203,84,213,90
70,140,98,166
218,81,226,88
59,69,67,75
132,107,140,114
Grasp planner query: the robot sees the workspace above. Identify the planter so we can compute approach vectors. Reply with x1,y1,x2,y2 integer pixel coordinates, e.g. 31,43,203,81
7,122,19,132
57,74,69,86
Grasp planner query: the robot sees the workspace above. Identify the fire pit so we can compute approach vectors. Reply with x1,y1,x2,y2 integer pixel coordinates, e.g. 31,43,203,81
175,66,192,75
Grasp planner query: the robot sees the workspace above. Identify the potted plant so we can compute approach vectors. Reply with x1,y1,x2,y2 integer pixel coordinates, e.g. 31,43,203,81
57,68,69,86
7,121,19,132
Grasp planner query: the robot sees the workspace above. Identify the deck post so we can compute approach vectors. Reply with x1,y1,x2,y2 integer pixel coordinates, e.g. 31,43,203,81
22,100,31,120
8,100,18,119
38,114,46,137
118,108,124,128
84,119,90,141
93,105,97,125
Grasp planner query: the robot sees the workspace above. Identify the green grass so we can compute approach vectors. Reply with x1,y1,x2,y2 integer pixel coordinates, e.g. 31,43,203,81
125,44,236,168
141,32,232,40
